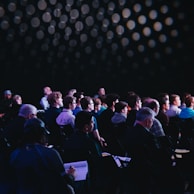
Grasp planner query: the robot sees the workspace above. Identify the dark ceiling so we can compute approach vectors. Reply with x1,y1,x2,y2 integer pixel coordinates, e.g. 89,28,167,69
0,0,194,104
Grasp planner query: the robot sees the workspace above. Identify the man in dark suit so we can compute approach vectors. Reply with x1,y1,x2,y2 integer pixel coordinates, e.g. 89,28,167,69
124,107,184,194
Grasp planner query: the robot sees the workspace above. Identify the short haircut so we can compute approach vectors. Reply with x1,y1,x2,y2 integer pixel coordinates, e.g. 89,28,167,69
18,104,37,117
136,107,155,122
47,91,62,106
75,111,93,130
115,101,128,112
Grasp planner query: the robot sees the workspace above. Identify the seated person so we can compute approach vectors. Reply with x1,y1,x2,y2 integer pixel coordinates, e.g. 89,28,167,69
124,107,184,194
10,118,75,194
63,111,118,194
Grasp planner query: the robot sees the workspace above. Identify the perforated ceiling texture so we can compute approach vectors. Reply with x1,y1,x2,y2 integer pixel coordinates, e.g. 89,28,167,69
0,0,193,101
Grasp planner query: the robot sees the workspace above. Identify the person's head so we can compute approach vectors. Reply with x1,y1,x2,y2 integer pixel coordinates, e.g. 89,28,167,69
23,118,50,145
12,94,22,105
169,94,181,107
114,101,128,116
127,93,142,110
135,107,155,130
142,98,160,116
43,86,52,96
105,93,120,108
18,104,37,119
98,87,106,97
73,91,84,104
80,96,94,111
185,96,194,108
66,88,77,97
181,92,191,105
156,92,169,101
157,95,170,112
63,95,76,110
3,90,12,99
93,97,102,112
47,91,63,107
75,111,94,133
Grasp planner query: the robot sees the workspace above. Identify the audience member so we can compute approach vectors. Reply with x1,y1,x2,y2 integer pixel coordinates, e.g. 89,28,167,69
0,104,38,194
10,118,75,194
143,98,166,137
62,111,102,193
126,93,142,127
0,90,13,127
44,91,63,146
72,91,84,116
124,107,184,194
165,94,182,145
110,101,128,156
80,96,106,147
94,87,106,98
56,95,76,138
179,95,194,119
40,86,52,110
98,93,120,144
63,111,118,193
3,103,38,151
9,94,23,119
66,88,77,97
178,95,194,148
180,92,192,110
156,93,170,134
166,94,182,118
92,97,105,118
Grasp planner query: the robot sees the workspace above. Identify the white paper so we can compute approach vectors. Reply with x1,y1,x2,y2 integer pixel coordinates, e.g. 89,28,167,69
112,155,131,168
64,160,88,181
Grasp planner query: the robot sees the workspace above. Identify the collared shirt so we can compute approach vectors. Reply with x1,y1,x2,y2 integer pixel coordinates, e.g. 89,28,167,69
56,109,75,128
166,105,181,117
149,118,165,137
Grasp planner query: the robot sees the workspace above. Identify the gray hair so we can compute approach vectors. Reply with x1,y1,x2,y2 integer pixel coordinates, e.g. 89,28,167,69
18,104,37,118
136,107,155,122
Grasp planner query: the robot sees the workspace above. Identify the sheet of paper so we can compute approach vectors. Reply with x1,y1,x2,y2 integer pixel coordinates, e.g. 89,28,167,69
64,160,88,181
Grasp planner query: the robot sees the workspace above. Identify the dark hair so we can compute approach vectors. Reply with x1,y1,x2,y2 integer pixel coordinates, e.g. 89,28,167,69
63,95,75,108
115,101,128,112
23,118,49,144
105,93,120,107
75,111,93,130
127,94,141,108
80,96,92,109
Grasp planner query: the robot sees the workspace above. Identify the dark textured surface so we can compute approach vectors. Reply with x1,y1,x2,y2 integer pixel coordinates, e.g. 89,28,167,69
0,0,193,105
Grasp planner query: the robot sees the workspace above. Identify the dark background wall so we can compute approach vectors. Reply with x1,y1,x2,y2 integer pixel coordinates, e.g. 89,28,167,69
0,0,194,106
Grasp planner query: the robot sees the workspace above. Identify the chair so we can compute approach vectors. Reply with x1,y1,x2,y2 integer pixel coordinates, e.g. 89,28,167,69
166,116,181,148
178,118,194,150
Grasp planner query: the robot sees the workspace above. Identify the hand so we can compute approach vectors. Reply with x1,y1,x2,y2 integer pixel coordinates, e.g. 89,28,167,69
99,137,107,147
67,166,76,178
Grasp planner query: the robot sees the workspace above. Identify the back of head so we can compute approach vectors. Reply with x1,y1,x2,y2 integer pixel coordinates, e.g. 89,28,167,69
185,96,194,107
105,93,120,107
136,107,155,122
75,111,93,131
115,101,128,113
3,89,12,99
18,104,37,118
47,91,62,106
4,90,12,95
143,98,158,110
24,118,50,144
